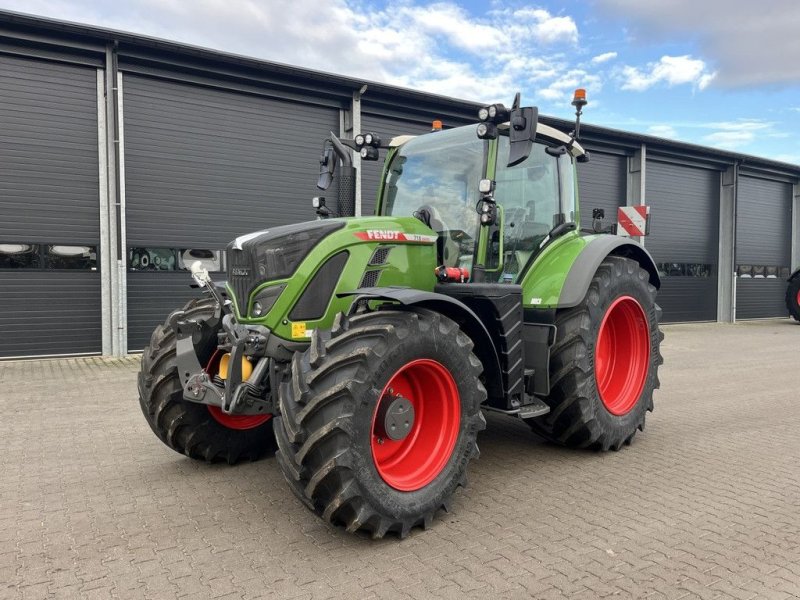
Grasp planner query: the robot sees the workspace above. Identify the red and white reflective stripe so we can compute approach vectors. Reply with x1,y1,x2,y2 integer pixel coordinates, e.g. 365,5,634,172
354,230,438,243
617,205,649,237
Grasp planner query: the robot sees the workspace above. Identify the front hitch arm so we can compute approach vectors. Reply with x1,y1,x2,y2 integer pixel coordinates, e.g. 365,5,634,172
171,308,271,416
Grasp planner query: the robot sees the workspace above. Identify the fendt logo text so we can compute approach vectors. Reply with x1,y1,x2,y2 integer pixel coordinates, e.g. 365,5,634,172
354,231,438,244
365,230,401,241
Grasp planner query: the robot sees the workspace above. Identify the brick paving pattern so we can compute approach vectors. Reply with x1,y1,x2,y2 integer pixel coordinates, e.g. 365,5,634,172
1,320,799,599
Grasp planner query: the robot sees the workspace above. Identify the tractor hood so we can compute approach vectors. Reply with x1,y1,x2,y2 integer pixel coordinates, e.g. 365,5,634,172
227,220,345,314
225,217,440,335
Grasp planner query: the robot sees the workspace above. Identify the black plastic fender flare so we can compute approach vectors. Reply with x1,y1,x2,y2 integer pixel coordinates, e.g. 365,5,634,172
338,287,505,401
789,267,800,282
559,236,661,309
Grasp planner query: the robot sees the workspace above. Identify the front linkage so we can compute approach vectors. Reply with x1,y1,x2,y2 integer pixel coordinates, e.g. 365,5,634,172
172,264,274,418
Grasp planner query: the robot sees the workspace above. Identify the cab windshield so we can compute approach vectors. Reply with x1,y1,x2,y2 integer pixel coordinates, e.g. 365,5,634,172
381,126,485,269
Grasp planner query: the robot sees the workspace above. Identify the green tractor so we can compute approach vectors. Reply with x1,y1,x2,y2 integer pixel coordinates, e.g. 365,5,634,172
787,267,800,322
138,91,663,538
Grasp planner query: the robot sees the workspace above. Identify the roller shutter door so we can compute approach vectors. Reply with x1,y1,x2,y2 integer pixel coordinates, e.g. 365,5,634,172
122,75,339,350
644,160,720,322
735,176,793,319
576,151,626,230
0,55,101,358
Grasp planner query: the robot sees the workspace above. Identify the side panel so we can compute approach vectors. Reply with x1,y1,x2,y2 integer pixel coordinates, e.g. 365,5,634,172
645,160,720,322
0,55,101,358
518,233,591,308
735,176,793,319
122,74,340,350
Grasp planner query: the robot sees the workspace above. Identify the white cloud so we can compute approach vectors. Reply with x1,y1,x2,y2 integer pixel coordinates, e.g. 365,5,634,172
595,0,800,87
646,124,678,139
591,51,617,64
701,120,775,150
537,70,602,103
0,0,590,106
620,55,716,91
511,8,579,45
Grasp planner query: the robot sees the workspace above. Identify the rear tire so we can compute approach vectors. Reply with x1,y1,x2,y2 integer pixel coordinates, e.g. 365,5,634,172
528,256,663,450
137,297,275,464
274,309,486,539
786,276,800,322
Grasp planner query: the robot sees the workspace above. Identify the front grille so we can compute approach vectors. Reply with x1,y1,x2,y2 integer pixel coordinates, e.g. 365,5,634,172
227,248,257,312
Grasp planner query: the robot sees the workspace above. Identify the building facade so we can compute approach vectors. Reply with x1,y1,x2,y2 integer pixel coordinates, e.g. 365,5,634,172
0,11,798,358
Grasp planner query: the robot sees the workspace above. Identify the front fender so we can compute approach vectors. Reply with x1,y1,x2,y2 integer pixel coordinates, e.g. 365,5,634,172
339,287,504,402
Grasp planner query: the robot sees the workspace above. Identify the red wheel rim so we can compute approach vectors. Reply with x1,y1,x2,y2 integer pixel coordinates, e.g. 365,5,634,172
207,406,271,430
371,359,460,492
594,296,650,416
796,288,800,308
204,350,272,430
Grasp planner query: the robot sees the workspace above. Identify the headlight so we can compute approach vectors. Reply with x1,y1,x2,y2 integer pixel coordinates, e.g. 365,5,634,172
250,284,286,317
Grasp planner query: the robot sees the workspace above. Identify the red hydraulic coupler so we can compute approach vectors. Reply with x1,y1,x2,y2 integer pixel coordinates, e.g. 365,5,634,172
434,265,470,283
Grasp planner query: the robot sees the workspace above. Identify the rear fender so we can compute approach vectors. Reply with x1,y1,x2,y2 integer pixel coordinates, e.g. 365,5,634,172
559,237,660,309
339,287,504,401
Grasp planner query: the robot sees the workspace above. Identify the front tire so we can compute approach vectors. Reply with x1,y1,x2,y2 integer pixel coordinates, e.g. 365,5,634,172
137,297,275,464
274,309,486,539
528,256,663,450
786,276,800,322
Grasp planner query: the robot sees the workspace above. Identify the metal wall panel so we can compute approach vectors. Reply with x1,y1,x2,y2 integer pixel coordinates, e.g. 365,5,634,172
0,55,101,358
735,279,787,319
123,74,339,349
123,74,338,246
0,55,99,243
0,272,102,357
576,151,626,230
735,176,793,319
645,160,720,322
126,273,201,350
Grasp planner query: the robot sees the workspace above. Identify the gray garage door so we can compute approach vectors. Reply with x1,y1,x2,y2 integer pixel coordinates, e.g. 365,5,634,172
577,150,626,230
122,74,340,350
0,55,101,358
645,160,720,322
735,175,793,319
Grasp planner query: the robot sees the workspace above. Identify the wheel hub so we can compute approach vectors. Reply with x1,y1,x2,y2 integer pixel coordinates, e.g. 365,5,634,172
370,359,461,492
376,394,415,441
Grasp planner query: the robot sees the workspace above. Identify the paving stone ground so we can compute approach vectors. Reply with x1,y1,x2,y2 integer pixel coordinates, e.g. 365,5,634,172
1,320,799,599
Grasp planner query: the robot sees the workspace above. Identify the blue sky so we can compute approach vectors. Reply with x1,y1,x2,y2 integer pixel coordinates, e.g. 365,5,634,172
2,0,798,163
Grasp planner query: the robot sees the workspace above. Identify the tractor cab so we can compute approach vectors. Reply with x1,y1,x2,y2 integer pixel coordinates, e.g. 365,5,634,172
378,121,584,284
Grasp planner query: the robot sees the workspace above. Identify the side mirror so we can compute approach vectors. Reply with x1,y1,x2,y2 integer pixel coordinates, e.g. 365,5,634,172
317,144,336,190
507,105,538,167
